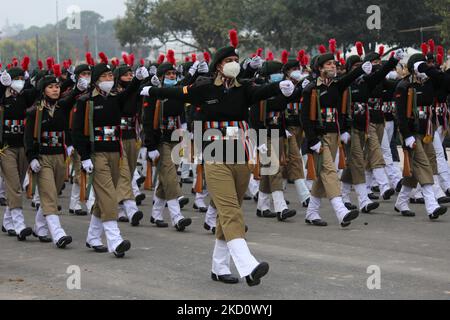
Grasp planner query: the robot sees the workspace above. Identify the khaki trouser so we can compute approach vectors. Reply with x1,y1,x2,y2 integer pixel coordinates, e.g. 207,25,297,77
366,123,386,170
341,124,386,185
311,133,341,199
155,142,182,201
403,134,436,188
122,138,139,178
117,142,136,203
205,163,252,242
91,152,121,221
286,126,305,181
259,137,284,194
0,147,28,209
71,151,81,185
37,154,65,215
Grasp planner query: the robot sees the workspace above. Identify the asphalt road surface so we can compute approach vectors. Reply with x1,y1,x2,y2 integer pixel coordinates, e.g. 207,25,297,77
1,182,449,300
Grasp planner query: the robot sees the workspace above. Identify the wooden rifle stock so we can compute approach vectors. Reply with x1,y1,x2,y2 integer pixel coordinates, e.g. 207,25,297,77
194,164,204,193
253,152,261,181
27,170,33,199
144,160,153,190
80,171,87,203
306,153,317,181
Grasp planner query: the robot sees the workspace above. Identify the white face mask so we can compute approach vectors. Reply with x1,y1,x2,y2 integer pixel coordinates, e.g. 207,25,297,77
98,81,114,95
289,70,303,82
222,61,241,79
11,80,25,93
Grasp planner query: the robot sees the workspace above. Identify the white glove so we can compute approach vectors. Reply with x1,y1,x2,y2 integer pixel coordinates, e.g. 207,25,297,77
181,123,188,131
302,79,310,89
149,66,157,76
394,49,406,61
405,136,416,149
151,75,161,87
136,66,150,80
82,159,94,174
30,159,41,173
386,71,399,80
362,61,373,75
310,142,322,154
68,65,75,75
198,61,209,74
285,130,293,138
189,61,200,77
66,146,74,157
257,144,268,155
70,74,76,83
148,150,160,162
77,77,89,91
24,71,30,80
140,86,152,96
1,70,12,87
340,132,351,144
280,80,295,97
249,56,263,70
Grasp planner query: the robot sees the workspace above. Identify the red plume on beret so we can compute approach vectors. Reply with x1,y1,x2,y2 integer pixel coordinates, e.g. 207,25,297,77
256,48,263,57
38,60,43,70
167,50,176,65
428,39,435,53
184,56,191,63
128,54,135,67
7,64,11,70
303,55,310,66
157,54,165,65
191,53,197,62
281,50,289,64
67,59,72,66
86,52,95,66
53,64,62,78
99,52,108,65
63,60,69,70
437,45,445,56
340,58,346,66
378,45,385,57
122,53,129,66
356,42,364,57
318,45,327,54
140,58,145,67
12,58,18,67
329,39,337,54
390,51,395,58
421,43,429,56
21,56,30,71
111,58,120,67
229,29,238,49
297,50,305,62
46,57,55,70
203,52,211,64
266,51,274,61
437,54,444,65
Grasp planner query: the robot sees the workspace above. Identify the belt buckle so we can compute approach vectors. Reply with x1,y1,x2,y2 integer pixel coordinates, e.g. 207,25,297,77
120,118,128,126
51,136,59,145
104,128,115,138
12,125,21,134
354,103,365,114
418,110,427,120
225,126,239,140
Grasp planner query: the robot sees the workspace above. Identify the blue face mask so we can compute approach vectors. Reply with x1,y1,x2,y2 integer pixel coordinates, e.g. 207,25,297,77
269,73,283,83
164,79,178,87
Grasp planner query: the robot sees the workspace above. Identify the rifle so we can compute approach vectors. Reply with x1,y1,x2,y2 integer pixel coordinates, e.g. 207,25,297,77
144,160,153,190
402,88,417,177
306,89,318,180
194,163,204,193
80,170,87,203
338,89,349,170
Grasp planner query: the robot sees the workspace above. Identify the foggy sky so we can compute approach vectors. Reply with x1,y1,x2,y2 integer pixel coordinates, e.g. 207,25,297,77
0,0,127,28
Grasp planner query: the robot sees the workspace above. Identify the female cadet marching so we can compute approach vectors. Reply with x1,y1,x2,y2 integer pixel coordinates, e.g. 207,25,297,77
24,64,84,248
141,30,296,286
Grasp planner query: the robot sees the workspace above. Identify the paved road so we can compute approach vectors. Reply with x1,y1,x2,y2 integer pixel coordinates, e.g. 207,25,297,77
1,182,450,300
